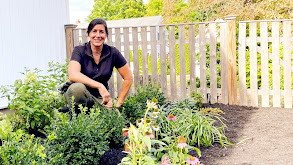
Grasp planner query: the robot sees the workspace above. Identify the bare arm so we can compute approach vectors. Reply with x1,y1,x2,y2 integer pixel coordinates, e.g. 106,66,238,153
115,63,133,107
68,60,111,105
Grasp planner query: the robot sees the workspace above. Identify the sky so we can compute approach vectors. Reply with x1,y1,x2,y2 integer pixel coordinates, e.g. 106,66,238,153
69,0,95,23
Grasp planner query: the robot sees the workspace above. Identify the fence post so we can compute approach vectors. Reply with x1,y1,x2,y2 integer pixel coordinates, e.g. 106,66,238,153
65,24,78,60
225,15,237,105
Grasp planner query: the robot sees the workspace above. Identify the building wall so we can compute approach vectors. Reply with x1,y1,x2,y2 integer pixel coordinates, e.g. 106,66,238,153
0,0,69,108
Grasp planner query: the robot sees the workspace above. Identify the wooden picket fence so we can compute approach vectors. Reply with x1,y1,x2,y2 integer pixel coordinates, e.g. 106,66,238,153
65,16,293,108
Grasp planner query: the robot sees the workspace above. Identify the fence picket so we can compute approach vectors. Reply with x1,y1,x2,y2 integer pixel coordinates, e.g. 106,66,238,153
249,22,258,107
260,22,269,107
132,27,140,91
209,22,217,103
179,25,186,98
150,26,158,83
115,28,123,97
73,29,79,47
188,24,196,93
159,26,168,97
169,25,177,99
123,27,132,94
283,21,292,108
81,29,87,44
107,28,115,97
272,21,281,107
199,23,207,103
220,22,228,104
141,27,148,84
238,22,248,106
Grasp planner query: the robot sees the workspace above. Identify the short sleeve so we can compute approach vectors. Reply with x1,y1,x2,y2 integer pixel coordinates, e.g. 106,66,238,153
113,48,127,69
70,46,83,64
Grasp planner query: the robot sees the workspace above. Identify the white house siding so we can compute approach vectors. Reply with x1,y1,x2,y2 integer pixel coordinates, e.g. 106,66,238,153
0,0,69,109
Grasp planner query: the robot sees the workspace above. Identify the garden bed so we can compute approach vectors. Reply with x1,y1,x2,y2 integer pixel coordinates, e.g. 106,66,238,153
99,103,293,165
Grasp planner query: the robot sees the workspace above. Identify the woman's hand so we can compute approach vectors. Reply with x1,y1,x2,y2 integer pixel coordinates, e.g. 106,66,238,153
98,85,112,106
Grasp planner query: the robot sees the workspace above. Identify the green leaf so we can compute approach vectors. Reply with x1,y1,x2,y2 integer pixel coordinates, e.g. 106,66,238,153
142,155,155,165
142,136,152,151
31,121,35,128
193,147,201,157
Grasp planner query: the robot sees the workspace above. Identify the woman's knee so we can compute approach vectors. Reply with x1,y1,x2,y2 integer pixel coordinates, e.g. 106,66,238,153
65,83,87,101
68,83,86,94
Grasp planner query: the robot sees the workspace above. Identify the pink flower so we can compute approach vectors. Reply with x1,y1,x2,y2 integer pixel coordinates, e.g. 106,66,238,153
177,136,188,149
146,132,155,139
177,142,188,149
166,114,177,120
186,156,200,165
160,156,171,165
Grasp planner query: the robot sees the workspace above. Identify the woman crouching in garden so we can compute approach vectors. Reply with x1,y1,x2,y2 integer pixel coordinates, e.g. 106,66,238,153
63,18,133,111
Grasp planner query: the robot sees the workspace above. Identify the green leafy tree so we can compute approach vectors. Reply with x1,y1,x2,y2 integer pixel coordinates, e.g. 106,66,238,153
145,0,163,16
87,0,146,21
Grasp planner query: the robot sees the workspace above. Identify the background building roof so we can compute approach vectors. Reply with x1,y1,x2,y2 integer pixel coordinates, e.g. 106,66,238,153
76,16,163,29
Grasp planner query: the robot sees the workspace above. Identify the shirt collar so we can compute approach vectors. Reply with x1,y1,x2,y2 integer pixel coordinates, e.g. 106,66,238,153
85,41,110,59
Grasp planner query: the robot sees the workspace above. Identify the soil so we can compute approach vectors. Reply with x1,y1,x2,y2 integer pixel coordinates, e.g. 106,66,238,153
194,103,293,165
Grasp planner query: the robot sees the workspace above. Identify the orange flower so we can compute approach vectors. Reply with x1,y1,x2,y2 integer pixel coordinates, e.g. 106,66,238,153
122,127,129,137
125,142,131,151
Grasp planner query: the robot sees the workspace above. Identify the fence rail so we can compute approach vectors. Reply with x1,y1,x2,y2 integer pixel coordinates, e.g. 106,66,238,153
65,17,293,108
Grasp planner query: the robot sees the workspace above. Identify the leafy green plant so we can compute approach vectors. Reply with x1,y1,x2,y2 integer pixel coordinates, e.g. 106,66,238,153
121,99,201,165
0,62,67,133
98,106,127,148
119,83,166,125
45,104,110,165
121,99,166,165
0,134,57,165
0,117,58,165
191,91,204,108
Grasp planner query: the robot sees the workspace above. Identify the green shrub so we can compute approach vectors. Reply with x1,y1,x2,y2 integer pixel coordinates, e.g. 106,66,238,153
98,106,126,148
119,83,166,125
0,62,68,133
46,105,109,165
0,117,57,165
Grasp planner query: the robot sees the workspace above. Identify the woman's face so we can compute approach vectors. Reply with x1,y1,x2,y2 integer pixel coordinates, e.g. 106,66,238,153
89,24,107,47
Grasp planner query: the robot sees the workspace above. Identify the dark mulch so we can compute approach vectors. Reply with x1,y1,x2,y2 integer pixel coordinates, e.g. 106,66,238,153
99,148,127,165
190,103,258,164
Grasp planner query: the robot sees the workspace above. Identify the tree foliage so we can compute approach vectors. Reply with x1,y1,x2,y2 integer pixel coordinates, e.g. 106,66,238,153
87,0,146,21
87,0,292,22
145,0,163,16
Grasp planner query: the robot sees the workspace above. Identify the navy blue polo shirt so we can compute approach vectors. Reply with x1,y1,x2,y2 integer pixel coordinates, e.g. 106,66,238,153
70,42,127,97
